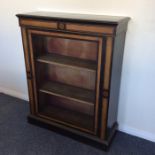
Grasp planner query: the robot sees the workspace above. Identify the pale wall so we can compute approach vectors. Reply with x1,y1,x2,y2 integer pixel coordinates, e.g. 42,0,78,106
0,0,155,142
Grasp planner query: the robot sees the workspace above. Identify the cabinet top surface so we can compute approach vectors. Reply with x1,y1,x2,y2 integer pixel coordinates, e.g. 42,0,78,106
16,11,130,25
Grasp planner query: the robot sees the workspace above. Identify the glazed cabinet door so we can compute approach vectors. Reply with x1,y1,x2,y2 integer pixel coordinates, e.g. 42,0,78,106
25,29,104,135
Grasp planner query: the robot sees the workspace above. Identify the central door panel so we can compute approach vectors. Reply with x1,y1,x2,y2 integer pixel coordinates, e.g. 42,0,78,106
28,30,103,135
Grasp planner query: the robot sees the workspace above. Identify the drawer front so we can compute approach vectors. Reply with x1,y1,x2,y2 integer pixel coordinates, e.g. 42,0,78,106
19,19,57,29
19,19,115,35
66,23,115,35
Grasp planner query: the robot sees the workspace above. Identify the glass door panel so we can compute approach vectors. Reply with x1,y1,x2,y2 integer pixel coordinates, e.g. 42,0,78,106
29,30,101,134
38,92,94,131
32,34,98,61
36,62,96,90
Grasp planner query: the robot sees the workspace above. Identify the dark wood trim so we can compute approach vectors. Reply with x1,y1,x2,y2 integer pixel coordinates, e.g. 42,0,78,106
27,114,118,150
27,115,107,150
94,38,103,134
22,26,116,37
100,98,108,139
27,32,39,114
96,36,106,139
16,11,130,26
28,29,100,41
21,28,31,72
21,27,35,114
37,113,95,134
106,122,118,145
19,18,116,35
103,37,113,90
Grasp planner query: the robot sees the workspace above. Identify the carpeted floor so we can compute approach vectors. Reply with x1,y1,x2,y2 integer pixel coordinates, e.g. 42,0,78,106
0,93,155,155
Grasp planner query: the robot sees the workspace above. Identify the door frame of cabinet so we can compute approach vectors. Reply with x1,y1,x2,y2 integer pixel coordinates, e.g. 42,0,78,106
22,28,106,136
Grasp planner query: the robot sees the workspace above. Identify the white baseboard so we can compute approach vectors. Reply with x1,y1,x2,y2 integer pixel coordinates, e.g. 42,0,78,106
0,87,155,143
119,124,155,143
0,86,29,101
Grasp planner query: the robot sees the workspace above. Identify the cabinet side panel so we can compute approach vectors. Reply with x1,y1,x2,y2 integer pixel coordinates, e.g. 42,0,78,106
21,27,35,114
107,32,126,128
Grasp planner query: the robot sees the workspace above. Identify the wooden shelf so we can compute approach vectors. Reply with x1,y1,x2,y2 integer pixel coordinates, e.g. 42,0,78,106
36,53,97,71
39,81,95,105
39,104,94,131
